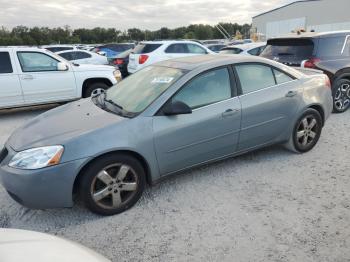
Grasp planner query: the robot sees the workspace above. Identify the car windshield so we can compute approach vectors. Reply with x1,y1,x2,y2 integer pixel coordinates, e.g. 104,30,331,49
105,66,186,114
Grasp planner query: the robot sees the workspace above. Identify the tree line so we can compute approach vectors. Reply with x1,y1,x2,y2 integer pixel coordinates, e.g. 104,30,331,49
0,23,251,45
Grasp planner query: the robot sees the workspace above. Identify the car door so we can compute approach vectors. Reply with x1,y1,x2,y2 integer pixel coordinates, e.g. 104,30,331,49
0,51,24,107
234,63,302,151
16,51,77,103
153,67,242,175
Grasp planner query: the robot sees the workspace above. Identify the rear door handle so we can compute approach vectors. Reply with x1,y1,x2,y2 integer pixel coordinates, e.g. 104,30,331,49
285,91,297,97
222,108,240,118
21,75,34,80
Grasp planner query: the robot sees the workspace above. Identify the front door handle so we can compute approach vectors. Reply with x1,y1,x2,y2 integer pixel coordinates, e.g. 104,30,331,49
222,108,240,118
21,74,34,80
285,91,297,97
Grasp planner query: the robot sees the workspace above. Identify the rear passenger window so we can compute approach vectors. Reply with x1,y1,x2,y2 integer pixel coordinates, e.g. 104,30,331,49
317,36,347,57
165,44,188,54
186,44,207,54
247,47,261,56
0,52,13,73
236,64,275,94
273,69,293,84
59,52,75,61
133,44,162,54
75,52,92,59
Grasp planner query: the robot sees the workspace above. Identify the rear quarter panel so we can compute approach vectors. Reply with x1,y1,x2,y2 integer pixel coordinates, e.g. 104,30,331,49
300,74,333,121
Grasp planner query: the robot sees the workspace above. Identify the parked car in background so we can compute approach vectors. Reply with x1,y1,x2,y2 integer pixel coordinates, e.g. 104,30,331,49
260,31,350,113
243,39,253,44
228,40,245,45
201,39,227,45
42,45,77,53
220,42,266,56
0,55,332,216
111,49,133,78
56,50,109,65
0,229,111,262
127,40,214,74
0,47,121,109
93,43,135,59
206,44,227,53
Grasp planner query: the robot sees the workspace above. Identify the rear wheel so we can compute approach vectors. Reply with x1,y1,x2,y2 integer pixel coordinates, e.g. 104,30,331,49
80,154,146,216
332,78,350,113
286,109,322,153
83,82,109,98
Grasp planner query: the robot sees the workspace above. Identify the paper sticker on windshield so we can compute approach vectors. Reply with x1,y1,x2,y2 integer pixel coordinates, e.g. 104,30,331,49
151,77,174,84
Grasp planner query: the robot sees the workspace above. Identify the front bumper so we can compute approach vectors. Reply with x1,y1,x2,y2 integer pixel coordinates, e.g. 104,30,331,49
0,146,89,209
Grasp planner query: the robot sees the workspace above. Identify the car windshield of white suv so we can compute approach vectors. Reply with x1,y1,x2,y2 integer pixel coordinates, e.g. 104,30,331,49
103,66,186,115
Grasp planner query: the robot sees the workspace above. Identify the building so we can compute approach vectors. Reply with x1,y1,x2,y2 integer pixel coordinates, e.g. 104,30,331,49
252,0,350,40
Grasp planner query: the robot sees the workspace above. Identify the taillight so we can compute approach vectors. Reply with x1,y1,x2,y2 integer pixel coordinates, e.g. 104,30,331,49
113,59,124,65
139,55,149,64
303,58,321,69
325,75,331,89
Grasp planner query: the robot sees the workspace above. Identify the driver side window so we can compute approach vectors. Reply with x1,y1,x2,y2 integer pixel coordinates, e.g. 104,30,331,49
17,52,59,72
172,67,232,109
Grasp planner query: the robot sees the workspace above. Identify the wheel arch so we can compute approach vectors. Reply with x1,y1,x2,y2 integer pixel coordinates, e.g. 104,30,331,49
307,104,325,126
333,68,350,83
72,150,152,196
82,78,113,97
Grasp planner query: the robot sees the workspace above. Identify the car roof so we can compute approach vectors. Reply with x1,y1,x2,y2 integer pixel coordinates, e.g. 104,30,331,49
140,40,203,45
269,30,350,40
155,54,272,70
56,49,91,54
206,43,226,47
0,46,47,51
41,45,75,47
225,42,266,50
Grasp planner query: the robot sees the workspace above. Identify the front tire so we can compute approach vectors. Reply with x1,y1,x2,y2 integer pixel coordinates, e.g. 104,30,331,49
83,82,110,98
286,109,322,153
332,78,350,113
80,154,146,216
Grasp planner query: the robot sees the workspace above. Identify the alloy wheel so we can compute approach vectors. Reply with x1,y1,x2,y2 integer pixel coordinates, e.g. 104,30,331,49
296,115,319,148
90,164,138,210
334,83,350,111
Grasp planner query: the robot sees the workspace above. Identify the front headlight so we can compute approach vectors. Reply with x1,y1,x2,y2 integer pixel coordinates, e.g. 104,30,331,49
9,146,64,170
113,70,122,82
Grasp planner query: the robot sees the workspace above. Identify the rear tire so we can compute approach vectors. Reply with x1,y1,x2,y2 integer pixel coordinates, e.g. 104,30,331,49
332,78,350,113
83,82,110,98
79,154,146,216
285,108,322,153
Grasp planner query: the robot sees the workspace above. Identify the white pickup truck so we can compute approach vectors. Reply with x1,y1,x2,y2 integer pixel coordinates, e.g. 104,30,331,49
0,47,121,109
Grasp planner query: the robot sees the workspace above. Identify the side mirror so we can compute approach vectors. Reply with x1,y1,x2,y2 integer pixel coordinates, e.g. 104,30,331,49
163,101,192,116
57,62,69,71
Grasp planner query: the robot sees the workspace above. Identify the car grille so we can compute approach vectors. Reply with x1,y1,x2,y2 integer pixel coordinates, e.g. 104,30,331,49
0,147,8,163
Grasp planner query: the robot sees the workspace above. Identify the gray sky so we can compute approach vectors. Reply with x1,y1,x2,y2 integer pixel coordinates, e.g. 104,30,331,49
0,0,294,29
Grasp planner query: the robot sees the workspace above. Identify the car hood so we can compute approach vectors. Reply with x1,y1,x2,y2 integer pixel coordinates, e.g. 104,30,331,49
7,99,126,151
0,229,110,262
72,64,115,72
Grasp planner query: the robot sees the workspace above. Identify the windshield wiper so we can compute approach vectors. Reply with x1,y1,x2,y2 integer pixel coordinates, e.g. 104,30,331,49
104,99,124,110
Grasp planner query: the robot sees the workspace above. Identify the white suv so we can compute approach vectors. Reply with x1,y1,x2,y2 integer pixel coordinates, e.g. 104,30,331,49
128,40,214,74
0,47,121,109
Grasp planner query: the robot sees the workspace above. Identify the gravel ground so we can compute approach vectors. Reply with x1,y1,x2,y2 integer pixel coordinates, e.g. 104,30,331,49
0,105,350,262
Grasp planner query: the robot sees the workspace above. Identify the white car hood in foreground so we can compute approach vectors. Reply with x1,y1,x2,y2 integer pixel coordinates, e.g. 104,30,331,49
72,64,115,72
0,229,111,262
